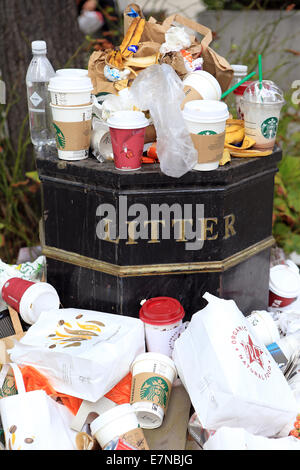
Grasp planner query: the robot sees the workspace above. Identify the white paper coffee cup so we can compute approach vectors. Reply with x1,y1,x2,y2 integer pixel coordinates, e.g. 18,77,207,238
48,76,93,107
182,70,221,109
90,404,148,450
130,352,177,429
183,100,229,171
50,103,92,160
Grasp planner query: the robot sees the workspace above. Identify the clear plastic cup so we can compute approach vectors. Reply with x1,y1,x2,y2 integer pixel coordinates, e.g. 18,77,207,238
241,80,285,151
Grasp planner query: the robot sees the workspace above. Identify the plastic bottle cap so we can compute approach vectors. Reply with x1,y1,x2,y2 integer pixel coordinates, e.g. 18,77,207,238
231,64,248,75
139,297,185,326
182,100,229,124
32,40,47,53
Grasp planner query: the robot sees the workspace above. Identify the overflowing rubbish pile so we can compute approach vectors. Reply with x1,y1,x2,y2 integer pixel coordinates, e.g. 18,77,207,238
8,2,296,452
0,252,300,451
25,3,285,178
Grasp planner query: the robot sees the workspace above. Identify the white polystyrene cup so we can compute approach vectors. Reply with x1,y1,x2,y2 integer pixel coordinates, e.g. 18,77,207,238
48,76,93,106
182,100,229,171
90,404,140,449
182,70,222,107
246,310,280,346
50,103,93,161
130,352,177,429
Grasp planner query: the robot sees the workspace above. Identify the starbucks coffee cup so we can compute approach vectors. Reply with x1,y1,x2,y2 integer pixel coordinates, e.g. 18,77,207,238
50,103,92,161
241,80,285,151
130,352,177,429
107,111,149,171
139,297,185,358
181,70,221,109
90,404,149,450
1,277,60,325
48,76,93,106
269,261,300,310
56,68,89,78
246,310,280,345
183,100,229,171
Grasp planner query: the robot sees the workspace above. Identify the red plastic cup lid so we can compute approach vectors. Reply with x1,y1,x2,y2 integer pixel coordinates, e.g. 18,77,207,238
233,81,253,96
139,297,185,326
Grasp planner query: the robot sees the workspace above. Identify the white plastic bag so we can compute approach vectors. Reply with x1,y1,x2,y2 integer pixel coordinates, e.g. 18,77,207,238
0,364,75,450
172,292,298,437
9,308,145,402
129,64,198,178
203,426,300,450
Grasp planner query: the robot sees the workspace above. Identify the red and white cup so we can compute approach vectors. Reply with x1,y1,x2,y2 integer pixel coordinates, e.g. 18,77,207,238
139,297,185,358
233,80,253,120
2,277,60,324
107,111,149,171
268,260,300,310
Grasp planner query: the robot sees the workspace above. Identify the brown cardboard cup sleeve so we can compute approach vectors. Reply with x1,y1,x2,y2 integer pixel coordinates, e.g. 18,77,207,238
191,131,226,164
181,85,203,109
53,120,92,152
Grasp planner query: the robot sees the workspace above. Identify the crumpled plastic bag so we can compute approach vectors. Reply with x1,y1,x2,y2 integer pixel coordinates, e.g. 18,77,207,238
129,63,197,177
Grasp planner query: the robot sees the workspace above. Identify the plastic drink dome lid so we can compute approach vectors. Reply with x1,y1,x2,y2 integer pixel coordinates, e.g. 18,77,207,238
107,111,149,130
241,80,285,105
182,100,229,123
269,263,300,298
32,40,47,53
231,64,248,75
48,75,93,92
139,297,185,326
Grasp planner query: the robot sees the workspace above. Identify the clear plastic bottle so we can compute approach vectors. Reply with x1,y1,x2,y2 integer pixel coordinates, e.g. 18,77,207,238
26,40,56,147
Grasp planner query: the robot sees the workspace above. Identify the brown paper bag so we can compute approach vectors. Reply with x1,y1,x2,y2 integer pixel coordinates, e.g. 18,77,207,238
124,5,233,92
0,307,25,364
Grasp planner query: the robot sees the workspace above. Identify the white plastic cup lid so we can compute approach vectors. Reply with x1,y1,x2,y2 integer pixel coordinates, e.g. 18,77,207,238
48,75,93,92
269,263,300,298
107,111,149,130
32,40,47,53
182,100,229,123
231,64,248,75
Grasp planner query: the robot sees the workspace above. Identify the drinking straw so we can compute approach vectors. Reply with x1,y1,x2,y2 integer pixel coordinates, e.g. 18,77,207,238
221,71,257,100
258,54,263,90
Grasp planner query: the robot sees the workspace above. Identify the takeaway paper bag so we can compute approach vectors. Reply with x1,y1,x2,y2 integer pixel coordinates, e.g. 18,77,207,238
8,308,145,402
172,293,298,437
203,427,300,450
0,364,75,450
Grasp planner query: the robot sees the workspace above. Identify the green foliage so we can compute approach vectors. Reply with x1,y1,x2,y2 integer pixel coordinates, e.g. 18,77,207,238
0,92,41,263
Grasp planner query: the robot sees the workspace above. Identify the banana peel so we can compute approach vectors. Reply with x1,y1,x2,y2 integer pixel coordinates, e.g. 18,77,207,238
107,17,146,69
123,53,160,69
220,119,273,165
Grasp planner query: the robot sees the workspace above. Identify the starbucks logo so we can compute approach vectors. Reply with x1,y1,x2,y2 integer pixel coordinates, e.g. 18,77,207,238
53,123,66,149
198,130,217,135
140,376,169,408
261,117,278,139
